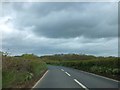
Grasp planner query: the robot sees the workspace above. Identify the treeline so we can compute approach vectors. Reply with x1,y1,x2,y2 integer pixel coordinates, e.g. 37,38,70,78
41,54,120,81
2,53,47,88
40,54,97,61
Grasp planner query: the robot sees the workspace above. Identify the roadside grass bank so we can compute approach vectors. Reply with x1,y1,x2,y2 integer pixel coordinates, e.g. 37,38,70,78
2,54,47,88
42,54,120,81
60,59,119,81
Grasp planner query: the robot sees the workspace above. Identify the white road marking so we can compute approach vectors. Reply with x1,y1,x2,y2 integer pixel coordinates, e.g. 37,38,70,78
32,70,49,88
61,69,64,71
74,79,89,90
65,72,71,76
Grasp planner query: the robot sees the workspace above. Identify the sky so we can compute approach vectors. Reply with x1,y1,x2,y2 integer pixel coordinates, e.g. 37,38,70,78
0,2,118,56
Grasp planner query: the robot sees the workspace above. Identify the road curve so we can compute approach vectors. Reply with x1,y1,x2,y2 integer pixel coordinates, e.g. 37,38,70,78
33,65,119,89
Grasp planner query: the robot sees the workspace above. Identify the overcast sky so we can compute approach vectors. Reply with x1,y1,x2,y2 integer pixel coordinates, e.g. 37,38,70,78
0,2,118,56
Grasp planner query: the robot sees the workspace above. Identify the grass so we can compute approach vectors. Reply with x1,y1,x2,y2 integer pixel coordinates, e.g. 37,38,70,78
2,55,47,88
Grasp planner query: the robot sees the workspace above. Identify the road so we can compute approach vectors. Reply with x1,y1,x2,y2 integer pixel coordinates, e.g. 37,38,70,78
33,65,119,89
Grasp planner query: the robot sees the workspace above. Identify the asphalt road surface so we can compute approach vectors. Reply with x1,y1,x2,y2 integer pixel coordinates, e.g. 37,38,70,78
33,65,119,89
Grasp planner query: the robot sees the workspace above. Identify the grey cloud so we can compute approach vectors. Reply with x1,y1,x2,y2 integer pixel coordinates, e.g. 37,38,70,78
1,2,118,56
3,2,118,39
2,35,118,56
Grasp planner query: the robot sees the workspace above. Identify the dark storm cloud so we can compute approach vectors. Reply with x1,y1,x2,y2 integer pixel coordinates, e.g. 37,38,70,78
3,2,118,38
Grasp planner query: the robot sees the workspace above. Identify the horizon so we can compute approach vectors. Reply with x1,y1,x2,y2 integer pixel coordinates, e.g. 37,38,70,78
1,51,118,58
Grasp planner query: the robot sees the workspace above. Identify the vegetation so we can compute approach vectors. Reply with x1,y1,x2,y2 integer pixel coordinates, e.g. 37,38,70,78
2,52,119,88
2,53,47,88
41,54,120,80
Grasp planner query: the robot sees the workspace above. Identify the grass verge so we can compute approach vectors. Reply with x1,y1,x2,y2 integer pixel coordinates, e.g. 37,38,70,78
44,58,120,81
2,55,47,88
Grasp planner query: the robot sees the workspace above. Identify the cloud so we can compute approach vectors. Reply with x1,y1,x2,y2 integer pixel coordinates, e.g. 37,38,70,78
3,2,117,38
1,2,118,56
2,32,118,56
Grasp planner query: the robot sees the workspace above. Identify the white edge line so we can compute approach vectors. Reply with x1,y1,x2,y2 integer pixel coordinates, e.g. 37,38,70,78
32,70,49,89
65,72,71,76
61,69,64,71
79,70,119,82
74,79,89,90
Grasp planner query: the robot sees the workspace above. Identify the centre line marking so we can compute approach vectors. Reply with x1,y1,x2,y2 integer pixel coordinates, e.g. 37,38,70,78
65,72,71,76
61,69,64,71
74,79,89,90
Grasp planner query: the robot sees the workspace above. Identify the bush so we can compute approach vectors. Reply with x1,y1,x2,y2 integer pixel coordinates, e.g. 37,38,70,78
2,56,47,88
43,55,119,80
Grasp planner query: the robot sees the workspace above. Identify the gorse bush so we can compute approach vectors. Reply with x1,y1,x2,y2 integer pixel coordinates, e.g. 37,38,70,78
21,54,38,59
2,54,47,88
